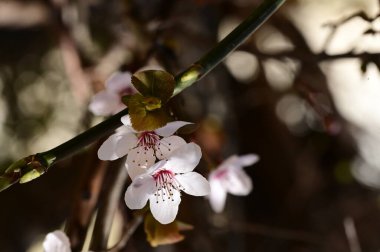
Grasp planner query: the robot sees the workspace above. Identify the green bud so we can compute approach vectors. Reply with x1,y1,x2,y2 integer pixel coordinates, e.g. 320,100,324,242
0,153,56,192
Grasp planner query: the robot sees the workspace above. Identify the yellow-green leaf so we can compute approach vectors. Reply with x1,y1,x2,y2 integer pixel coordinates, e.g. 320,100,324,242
132,70,175,102
144,213,193,247
20,168,44,183
124,94,172,131
0,153,55,191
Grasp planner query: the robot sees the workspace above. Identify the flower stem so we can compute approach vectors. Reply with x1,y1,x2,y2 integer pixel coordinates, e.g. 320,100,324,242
44,109,129,161
173,0,286,96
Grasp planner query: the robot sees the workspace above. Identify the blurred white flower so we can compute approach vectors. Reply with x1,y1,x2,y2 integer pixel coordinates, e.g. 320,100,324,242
43,231,71,252
124,143,210,224
98,115,191,178
208,154,259,213
89,71,136,116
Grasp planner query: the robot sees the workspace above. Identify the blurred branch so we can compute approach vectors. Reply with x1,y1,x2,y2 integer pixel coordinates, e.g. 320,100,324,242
245,47,380,63
59,31,92,105
344,217,362,252
322,11,380,50
174,0,286,96
65,143,108,251
105,215,144,252
89,158,128,251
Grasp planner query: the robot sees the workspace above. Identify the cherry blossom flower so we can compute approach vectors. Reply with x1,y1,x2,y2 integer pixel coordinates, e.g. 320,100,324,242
124,143,210,224
98,115,191,178
43,230,71,252
208,154,259,213
89,71,136,116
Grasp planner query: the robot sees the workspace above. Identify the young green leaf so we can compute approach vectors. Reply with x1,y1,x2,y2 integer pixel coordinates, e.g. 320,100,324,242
131,70,175,102
123,94,172,131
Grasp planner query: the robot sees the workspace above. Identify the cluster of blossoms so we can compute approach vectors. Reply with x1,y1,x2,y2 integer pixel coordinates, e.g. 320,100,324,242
98,115,210,224
90,71,260,224
42,70,260,252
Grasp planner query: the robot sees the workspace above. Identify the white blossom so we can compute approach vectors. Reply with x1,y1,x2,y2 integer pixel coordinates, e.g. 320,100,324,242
89,71,136,116
208,154,259,213
98,115,191,178
124,143,210,224
43,231,71,252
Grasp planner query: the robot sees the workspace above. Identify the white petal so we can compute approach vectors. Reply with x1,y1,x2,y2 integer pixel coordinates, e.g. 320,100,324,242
224,169,253,196
98,133,131,160
164,143,202,173
125,175,155,209
126,146,156,179
154,121,192,137
120,115,136,133
145,159,166,175
125,163,146,180
154,136,187,160
220,155,239,168
208,178,227,213
175,172,210,196
43,230,71,252
149,189,181,224
115,133,138,158
121,115,132,127
237,154,260,167
89,91,121,116
106,71,133,93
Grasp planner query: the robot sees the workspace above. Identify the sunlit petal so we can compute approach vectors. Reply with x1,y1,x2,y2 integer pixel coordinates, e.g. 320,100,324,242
237,154,260,167
120,115,136,133
209,179,227,213
89,91,120,116
106,71,133,93
155,136,186,160
43,230,71,252
154,121,192,137
115,133,138,157
175,172,210,196
149,189,181,224
164,143,202,173
126,146,156,179
98,133,127,160
224,169,253,195
125,175,155,209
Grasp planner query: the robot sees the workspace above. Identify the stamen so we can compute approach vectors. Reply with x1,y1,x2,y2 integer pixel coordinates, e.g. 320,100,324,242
137,131,160,149
152,169,184,203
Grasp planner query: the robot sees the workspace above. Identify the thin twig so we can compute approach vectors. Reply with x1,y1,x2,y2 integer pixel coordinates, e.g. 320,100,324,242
344,217,362,252
89,158,128,251
105,215,144,252
64,142,108,251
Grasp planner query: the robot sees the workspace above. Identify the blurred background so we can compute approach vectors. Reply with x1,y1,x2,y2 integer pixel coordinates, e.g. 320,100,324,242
1,0,380,251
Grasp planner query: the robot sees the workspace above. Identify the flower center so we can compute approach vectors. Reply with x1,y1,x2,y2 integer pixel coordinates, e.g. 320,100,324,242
152,169,183,203
137,131,160,149
213,169,228,179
